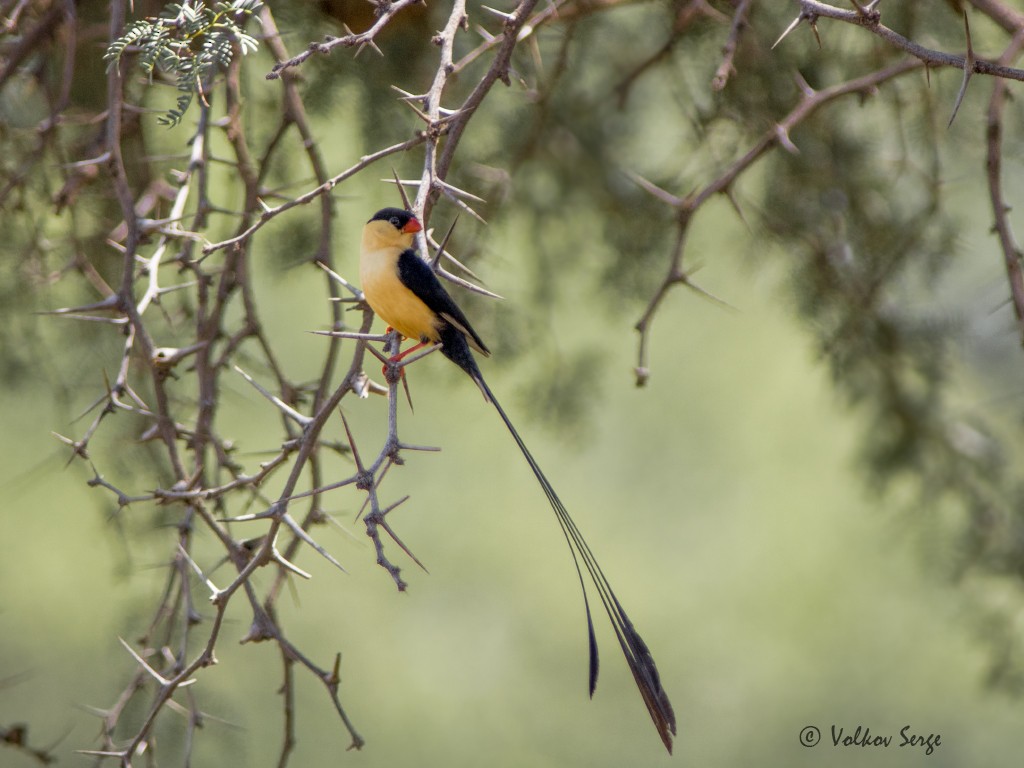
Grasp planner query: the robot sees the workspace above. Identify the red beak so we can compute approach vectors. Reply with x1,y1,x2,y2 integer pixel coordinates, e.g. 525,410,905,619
402,217,423,234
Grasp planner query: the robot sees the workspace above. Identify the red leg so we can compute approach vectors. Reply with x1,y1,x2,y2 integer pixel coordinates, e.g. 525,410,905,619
390,341,427,363
380,335,428,382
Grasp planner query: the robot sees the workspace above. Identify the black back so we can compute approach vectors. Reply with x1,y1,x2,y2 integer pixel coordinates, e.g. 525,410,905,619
396,248,491,358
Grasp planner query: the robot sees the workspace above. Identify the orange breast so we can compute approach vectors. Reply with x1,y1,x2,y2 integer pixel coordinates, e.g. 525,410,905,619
360,248,441,343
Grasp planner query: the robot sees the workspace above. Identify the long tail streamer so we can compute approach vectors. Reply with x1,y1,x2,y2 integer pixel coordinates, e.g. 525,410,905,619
475,374,677,753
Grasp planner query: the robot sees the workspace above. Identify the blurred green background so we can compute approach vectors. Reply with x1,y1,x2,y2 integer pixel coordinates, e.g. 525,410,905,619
4,226,1021,765
4,0,1024,766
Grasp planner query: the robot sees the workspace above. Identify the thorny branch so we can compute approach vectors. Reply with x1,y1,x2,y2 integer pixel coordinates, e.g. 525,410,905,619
635,0,1024,381
633,58,922,384
777,0,1024,82
265,0,426,79
985,27,1024,343
16,0,594,764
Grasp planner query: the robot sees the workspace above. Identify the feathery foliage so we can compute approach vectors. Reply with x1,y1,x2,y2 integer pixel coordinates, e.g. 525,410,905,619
104,0,263,125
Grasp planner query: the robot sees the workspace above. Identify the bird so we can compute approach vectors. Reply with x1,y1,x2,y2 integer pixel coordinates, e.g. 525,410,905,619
359,207,677,753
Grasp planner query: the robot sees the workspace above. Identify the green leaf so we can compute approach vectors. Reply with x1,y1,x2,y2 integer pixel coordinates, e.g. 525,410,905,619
103,0,263,127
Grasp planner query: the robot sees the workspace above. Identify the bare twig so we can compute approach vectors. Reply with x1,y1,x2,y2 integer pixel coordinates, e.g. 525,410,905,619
712,0,752,91
265,0,425,80
984,29,1024,342
633,59,922,383
778,0,1024,81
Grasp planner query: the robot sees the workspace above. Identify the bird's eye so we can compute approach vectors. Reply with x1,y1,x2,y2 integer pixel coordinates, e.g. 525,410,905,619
390,217,400,228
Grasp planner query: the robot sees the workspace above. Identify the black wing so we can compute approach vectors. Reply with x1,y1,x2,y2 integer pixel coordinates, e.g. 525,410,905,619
397,248,490,357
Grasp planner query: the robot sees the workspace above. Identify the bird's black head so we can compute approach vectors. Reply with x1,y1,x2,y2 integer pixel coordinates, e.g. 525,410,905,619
369,208,421,233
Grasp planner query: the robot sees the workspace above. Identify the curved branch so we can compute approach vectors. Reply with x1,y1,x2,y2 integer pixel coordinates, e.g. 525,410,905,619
265,0,425,80
985,30,1024,342
782,0,1024,81
634,58,923,381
